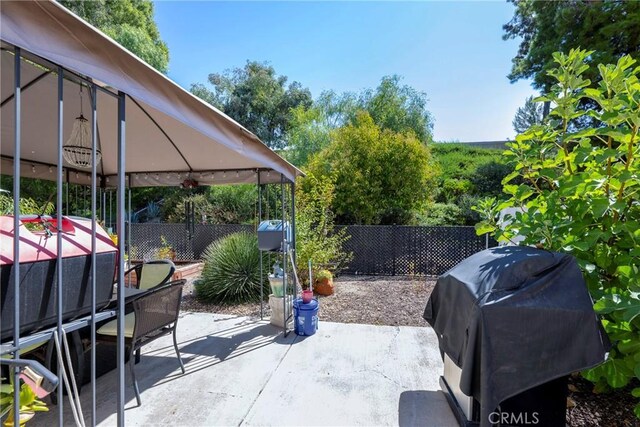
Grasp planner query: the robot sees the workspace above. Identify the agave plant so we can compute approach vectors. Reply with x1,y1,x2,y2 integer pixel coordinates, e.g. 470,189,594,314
196,232,268,304
145,201,161,221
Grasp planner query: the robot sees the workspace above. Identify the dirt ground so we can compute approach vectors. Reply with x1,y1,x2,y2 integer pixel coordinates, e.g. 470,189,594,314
180,275,434,326
180,274,637,427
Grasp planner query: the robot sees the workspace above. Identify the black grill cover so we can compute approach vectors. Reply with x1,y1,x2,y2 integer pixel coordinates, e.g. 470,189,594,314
423,246,609,426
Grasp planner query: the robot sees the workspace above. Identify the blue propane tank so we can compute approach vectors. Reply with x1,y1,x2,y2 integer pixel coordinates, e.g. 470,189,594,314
293,298,319,336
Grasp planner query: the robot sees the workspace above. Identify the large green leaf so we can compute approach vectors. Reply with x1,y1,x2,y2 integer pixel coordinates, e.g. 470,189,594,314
622,297,640,323
594,294,621,314
478,50,640,417
474,222,496,235
585,358,632,388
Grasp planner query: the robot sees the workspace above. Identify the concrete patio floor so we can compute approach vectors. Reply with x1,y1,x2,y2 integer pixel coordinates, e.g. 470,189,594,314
33,312,456,426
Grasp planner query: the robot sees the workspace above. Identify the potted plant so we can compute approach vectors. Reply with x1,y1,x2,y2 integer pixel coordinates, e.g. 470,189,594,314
157,235,176,260
0,379,48,426
314,270,334,296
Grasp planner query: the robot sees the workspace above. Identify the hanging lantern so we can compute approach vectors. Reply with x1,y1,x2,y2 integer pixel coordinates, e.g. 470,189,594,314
63,84,101,168
181,178,199,189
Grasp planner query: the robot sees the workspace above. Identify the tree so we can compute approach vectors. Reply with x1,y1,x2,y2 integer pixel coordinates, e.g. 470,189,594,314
512,95,543,134
308,112,437,225
503,0,640,91
286,77,434,166
315,90,358,129
284,106,332,167
190,61,312,149
284,90,358,167
474,50,640,417
59,0,169,73
359,75,433,143
314,77,434,142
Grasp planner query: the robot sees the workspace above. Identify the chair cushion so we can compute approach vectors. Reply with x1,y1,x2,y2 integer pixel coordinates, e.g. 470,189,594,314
139,264,172,290
97,313,136,338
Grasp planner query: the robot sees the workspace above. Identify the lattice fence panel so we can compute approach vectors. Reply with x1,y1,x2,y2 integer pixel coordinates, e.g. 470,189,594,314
340,225,496,276
341,225,393,275
130,223,253,261
131,223,496,275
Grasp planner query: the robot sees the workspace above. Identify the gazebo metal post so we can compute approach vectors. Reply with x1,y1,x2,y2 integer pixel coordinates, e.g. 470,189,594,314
65,170,69,215
290,181,296,266
280,174,288,335
90,82,98,427
127,186,131,266
116,91,126,427
258,171,263,320
109,190,112,230
56,65,65,425
12,45,22,425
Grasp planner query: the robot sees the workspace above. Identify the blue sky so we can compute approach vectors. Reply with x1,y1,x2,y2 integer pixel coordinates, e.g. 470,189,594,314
154,1,537,142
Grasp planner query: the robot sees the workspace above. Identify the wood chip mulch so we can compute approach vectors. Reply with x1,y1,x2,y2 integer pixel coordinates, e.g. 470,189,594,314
180,274,638,427
313,275,433,326
566,375,638,427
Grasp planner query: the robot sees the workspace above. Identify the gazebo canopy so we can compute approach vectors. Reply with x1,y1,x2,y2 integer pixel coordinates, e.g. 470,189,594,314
0,0,303,187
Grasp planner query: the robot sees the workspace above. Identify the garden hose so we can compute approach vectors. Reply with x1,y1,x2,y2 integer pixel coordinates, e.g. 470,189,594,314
61,331,84,427
287,247,302,296
52,331,85,427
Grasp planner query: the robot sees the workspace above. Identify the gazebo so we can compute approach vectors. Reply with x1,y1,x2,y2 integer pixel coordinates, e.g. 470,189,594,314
0,1,303,425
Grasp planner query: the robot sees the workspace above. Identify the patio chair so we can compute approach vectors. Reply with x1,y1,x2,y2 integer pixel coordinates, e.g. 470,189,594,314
124,259,175,291
96,279,186,406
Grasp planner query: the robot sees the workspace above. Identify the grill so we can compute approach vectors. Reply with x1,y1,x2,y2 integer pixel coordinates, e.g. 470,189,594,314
424,246,609,427
0,215,117,340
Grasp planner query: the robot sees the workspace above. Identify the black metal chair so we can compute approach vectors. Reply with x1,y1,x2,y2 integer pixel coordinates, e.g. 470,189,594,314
123,259,175,290
97,279,186,406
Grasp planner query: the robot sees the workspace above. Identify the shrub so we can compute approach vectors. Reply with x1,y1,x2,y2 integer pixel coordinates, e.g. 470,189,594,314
295,172,352,287
165,186,257,225
470,161,515,198
458,195,482,226
207,184,257,224
165,193,213,224
432,143,504,182
0,193,55,232
315,269,333,282
438,178,475,204
474,49,640,416
416,203,462,226
156,236,176,260
308,112,438,225
432,144,507,205
196,232,267,303
0,193,54,216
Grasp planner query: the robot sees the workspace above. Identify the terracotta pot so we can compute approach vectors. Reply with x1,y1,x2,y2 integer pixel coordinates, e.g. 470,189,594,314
314,277,334,296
